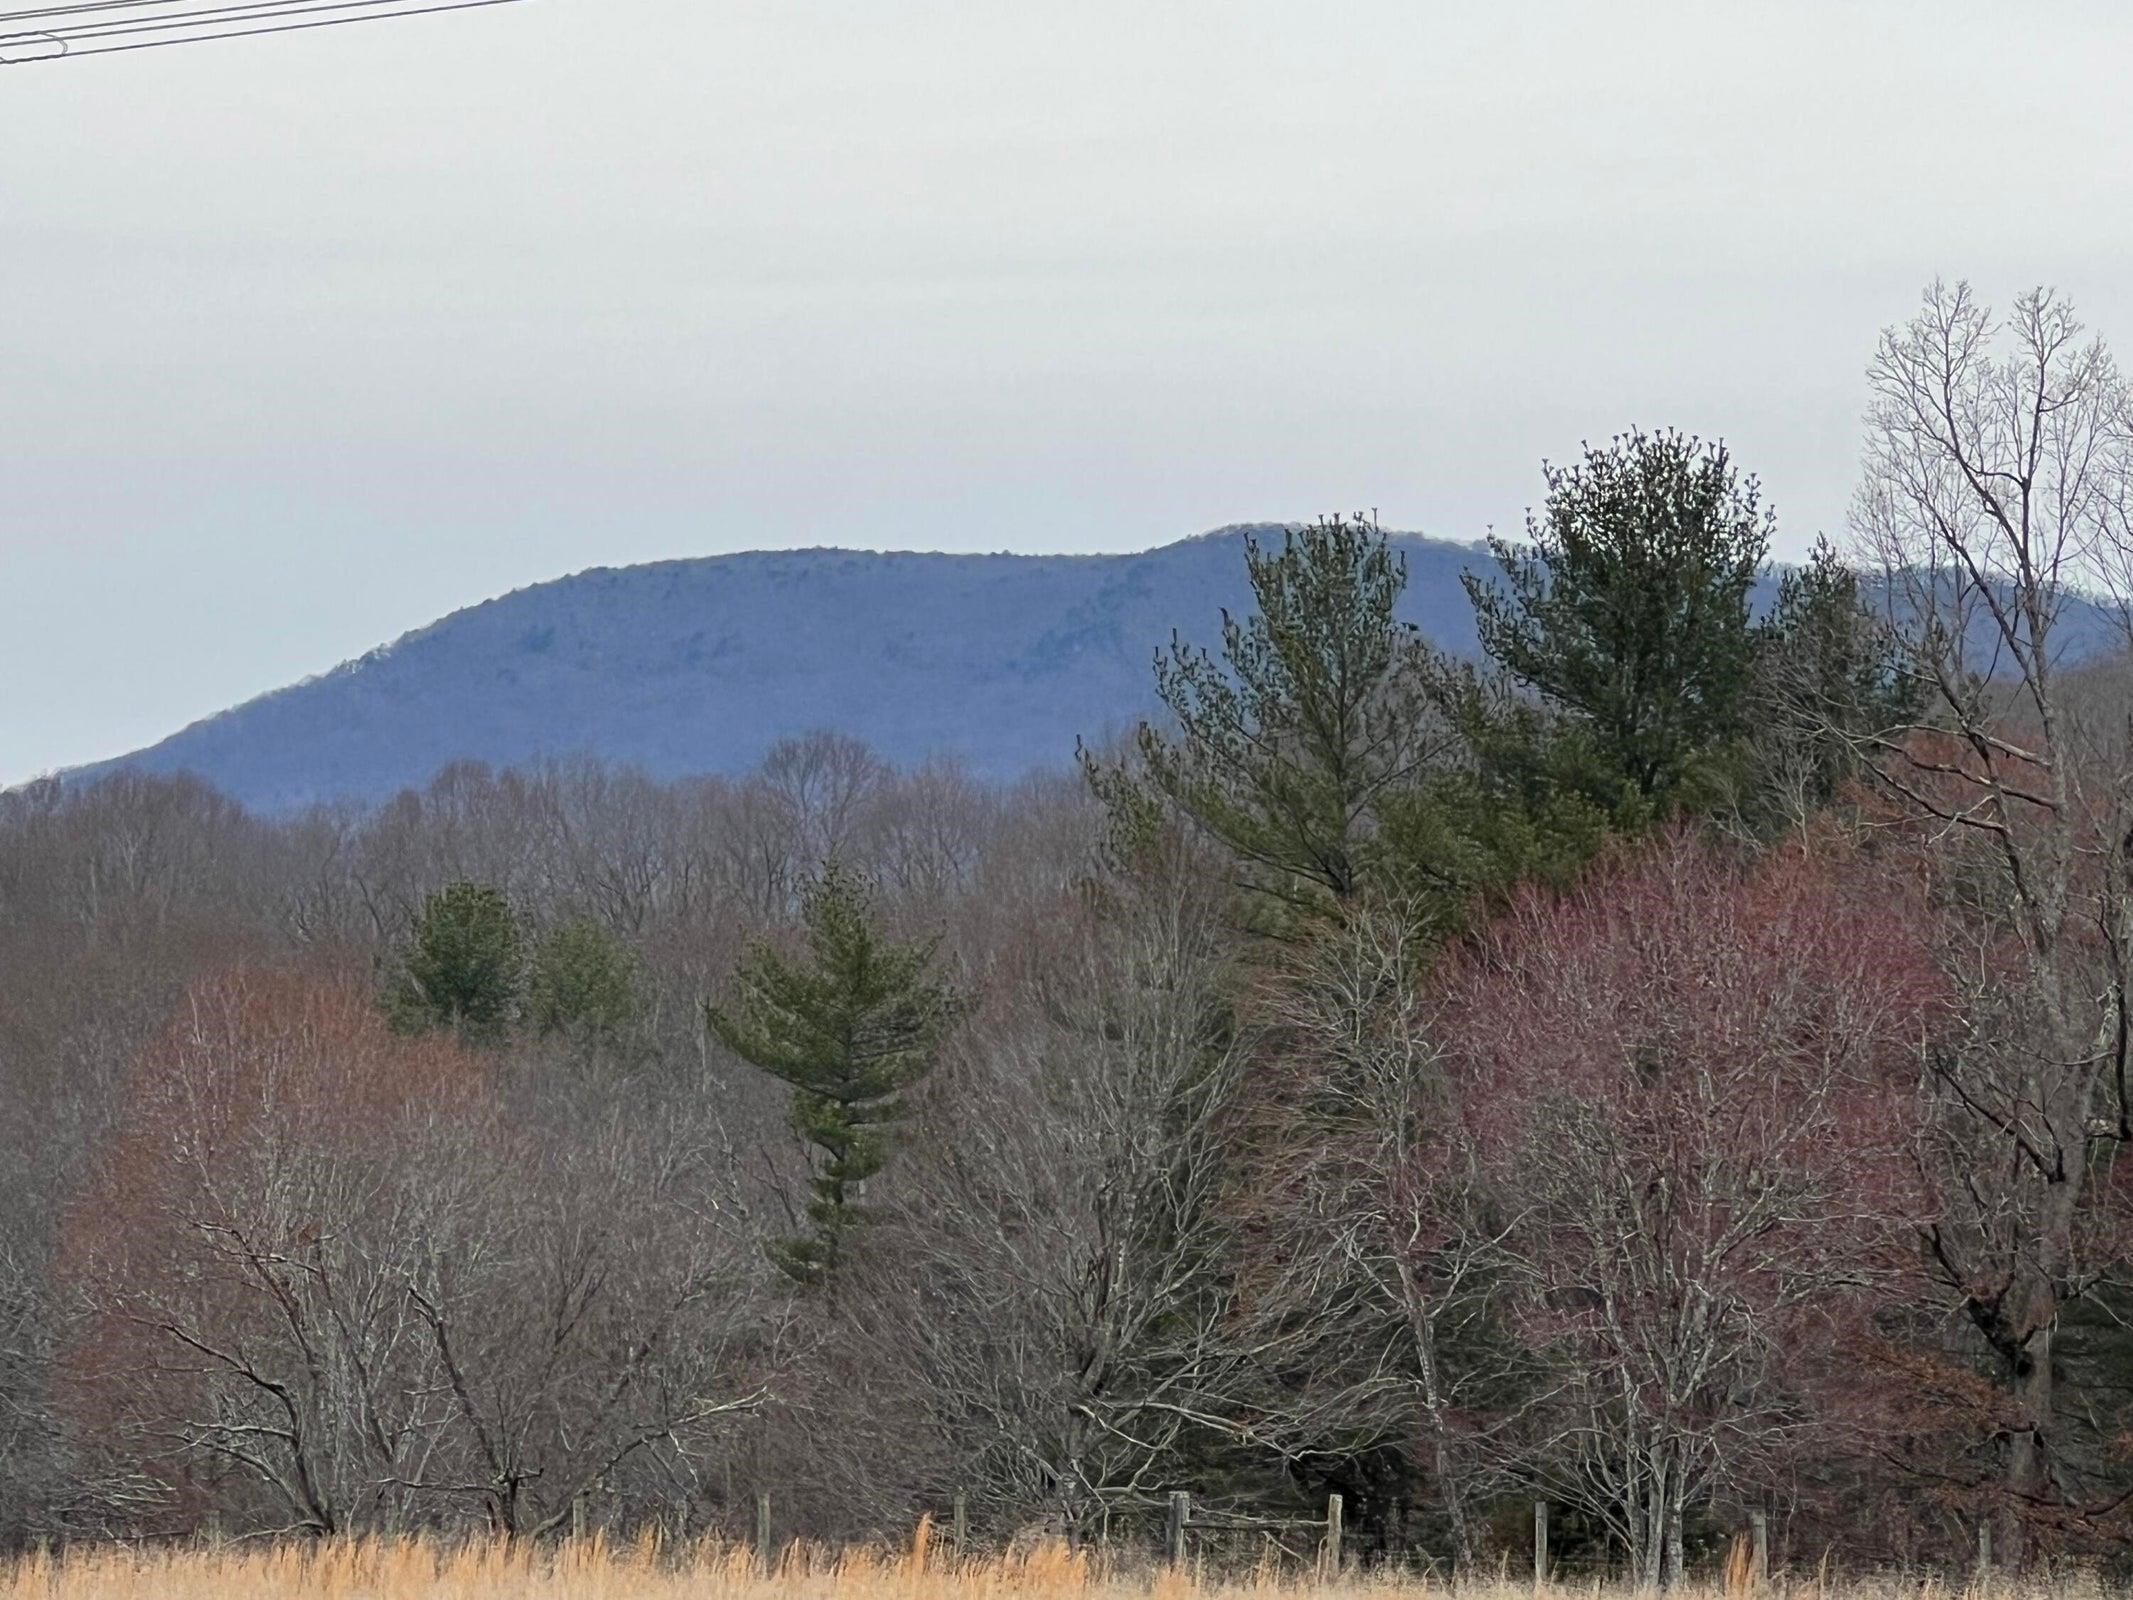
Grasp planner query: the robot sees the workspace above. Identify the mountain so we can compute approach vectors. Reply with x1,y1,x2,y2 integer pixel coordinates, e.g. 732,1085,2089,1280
68,527,1497,814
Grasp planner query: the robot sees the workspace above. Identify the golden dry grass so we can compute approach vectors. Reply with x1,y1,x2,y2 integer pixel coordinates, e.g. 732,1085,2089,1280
0,1529,2086,1600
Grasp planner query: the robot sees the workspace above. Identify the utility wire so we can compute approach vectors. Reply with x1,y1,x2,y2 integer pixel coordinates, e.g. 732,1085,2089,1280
1,0,522,28
32,0,499,42
0,0,264,25
1,0,528,61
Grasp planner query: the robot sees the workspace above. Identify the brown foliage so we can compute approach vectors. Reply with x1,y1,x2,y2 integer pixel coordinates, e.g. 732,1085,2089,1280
55,970,484,1524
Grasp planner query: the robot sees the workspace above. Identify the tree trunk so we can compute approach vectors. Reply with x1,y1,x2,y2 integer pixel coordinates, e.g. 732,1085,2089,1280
1664,1491,1685,1589
1431,1428,1475,1573
1640,1453,1669,1588
2001,1312,2055,1571
1993,1009,2090,1568
1399,1267,1475,1571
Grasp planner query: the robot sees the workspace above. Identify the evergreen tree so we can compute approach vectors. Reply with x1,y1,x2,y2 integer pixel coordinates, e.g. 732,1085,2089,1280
385,880,524,1045
705,863,963,1284
1095,516,1443,922
527,916,642,1053
1742,536,1919,820
1376,690,1624,939
1464,430,1771,803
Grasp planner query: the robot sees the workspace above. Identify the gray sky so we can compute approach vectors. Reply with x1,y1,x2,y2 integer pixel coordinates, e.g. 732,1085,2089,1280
6,0,2133,785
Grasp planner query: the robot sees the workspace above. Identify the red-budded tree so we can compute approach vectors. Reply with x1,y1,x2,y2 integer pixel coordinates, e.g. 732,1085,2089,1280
1431,833,1946,1585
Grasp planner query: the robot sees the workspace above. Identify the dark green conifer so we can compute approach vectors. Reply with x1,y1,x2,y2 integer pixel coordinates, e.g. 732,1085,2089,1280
1099,516,1442,922
385,880,524,1045
1464,429,1770,803
527,915,643,1054
705,863,963,1284
1743,535,1920,817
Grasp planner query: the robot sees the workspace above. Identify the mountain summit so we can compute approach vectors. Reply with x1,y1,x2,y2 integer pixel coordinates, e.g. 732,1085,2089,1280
73,528,1493,813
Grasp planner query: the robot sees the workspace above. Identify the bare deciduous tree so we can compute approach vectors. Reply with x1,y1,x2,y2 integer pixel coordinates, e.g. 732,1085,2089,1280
848,846,1249,1544
60,972,771,1540
1851,280,2133,1552
1238,900,1505,1567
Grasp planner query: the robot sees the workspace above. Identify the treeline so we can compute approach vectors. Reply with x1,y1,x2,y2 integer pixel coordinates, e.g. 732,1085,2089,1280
3,283,2133,1580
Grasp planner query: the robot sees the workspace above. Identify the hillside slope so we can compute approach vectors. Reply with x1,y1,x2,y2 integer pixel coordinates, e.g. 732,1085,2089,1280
72,528,1494,813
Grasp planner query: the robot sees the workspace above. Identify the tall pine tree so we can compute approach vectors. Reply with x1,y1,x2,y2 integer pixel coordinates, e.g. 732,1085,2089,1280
1095,516,1444,922
1464,429,1770,804
706,863,963,1284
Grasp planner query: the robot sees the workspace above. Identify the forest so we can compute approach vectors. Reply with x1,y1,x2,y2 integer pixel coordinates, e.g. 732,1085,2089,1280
3,284,2131,1584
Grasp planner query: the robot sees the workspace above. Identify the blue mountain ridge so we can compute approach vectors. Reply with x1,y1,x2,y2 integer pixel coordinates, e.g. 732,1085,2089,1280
70,528,1489,813
65,526,2121,815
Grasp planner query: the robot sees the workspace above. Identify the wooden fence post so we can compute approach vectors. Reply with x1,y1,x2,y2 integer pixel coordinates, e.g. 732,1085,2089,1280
1165,1491,1189,1566
571,1493,586,1543
1534,1500,1549,1587
953,1491,968,1560
1750,1509,1769,1586
1322,1493,1343,1577
755,1492,773,1571
1977,1521,1992,1579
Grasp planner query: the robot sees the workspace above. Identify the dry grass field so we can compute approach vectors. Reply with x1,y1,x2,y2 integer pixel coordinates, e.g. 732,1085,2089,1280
0,1529,2081,1600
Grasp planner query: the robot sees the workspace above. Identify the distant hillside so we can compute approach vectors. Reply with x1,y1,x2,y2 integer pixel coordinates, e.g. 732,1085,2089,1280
68,528,1498,814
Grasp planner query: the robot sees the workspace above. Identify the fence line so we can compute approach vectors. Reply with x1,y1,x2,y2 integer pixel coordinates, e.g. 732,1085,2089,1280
721,1491,2001,1584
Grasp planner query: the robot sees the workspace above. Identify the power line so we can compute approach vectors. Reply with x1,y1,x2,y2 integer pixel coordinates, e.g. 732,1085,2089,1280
0,0,264,25
0,0,529,62
26,0,502,43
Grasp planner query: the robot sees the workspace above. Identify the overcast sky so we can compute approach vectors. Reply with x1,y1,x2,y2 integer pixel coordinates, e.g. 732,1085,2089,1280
5,0,2133,784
